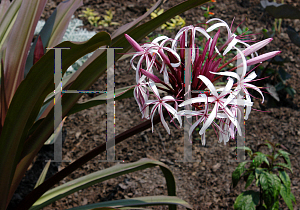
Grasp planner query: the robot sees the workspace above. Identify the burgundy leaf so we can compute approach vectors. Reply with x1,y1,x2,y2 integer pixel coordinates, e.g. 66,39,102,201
208,29,220,59
33,36,44,65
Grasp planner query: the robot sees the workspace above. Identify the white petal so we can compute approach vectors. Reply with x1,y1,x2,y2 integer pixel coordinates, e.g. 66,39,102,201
219,78,234,98
199,104,217,135
224,106,242,136
245,83,264,103
234,46,247,78
201,132,206,146
244,94,252,120
210,71,240,80
179,96,212,107
152,35,169,44
158,105,170,134
223,37,238,55
197,75,218,96
190,116,205,137
149,81,160,99
244,71,257,82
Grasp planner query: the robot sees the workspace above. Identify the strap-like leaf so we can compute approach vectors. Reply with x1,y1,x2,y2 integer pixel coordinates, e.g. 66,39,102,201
67,196,192,210
34,160,51,189
67,85,135,116
66,83,166,116
0,0,11,23
3,0,47,108
4,32,111,206
31,159,177,210
0,0,22,50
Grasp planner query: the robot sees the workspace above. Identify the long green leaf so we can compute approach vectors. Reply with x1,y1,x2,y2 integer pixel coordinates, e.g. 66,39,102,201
67,196,192,210
3,0,47,109
44,116,67,145
67,85,135,116
0,0,47,207
48,0,83,48
34,160,51,189
0,0,11,23
4,32,111,206
16,110,169,210
67,83,166,116
30,159,177,210
0,0,22,50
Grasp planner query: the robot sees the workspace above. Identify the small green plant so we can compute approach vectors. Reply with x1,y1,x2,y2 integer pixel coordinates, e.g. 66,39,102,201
201,5,215,18
236,26,252,36
161,15,186,30
150,8,164,19
232,141,296,210
256,54,296,106
79,8,120,27
145,32,163,42
98,9,120,27
78,8,100,26
150,8,186,30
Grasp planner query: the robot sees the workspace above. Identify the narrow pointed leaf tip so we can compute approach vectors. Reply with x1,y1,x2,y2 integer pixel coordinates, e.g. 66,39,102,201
125,34,144,52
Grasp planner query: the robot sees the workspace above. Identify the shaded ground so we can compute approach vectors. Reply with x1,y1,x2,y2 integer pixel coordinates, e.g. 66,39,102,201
12,0,300,209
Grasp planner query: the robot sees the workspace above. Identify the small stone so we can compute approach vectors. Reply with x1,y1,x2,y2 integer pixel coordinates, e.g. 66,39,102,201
212,163,221,172
75,131,81,139
82,198,88,205
119,183,128,190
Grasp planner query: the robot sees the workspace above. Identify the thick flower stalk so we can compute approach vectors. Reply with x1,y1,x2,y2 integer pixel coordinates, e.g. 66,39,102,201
125,18,280,145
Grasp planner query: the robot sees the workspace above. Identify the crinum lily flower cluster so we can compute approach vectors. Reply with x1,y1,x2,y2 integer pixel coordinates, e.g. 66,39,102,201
125,18,280,145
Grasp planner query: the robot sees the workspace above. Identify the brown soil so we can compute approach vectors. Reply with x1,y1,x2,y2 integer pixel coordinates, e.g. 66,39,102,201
10,0,300,209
